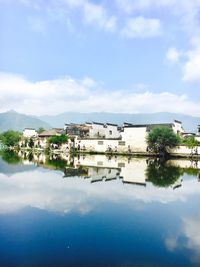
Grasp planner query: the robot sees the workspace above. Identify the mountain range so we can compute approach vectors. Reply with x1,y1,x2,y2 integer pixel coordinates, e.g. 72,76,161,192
0,110,199,133
0,110,50,133
40,111,200,133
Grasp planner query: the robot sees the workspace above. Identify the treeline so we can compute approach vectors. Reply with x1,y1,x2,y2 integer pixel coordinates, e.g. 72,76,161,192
0,130,22,148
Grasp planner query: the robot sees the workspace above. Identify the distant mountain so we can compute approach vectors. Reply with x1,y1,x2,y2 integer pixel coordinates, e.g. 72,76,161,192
40,111,200,133
1,110,199,133
0,110,51,133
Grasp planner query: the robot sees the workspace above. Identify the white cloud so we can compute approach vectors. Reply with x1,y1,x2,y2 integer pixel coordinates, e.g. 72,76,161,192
121,16,162,38
83,2,117,32
182,38,200,82
1,72,200,116
116,0,200,36
166,47,181,64
17,0,117,33
116,0,175,13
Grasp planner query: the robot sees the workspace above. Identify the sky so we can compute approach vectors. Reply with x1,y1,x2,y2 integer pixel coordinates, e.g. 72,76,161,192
0,0,200,116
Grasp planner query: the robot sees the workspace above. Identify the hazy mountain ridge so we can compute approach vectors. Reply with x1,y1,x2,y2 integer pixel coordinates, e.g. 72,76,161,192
0,110,51,133
40,111,200,132
0,110,199,133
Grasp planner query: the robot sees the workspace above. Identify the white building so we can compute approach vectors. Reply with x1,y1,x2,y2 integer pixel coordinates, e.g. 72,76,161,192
23,128,38,138
86,122,121,139
75,120,186,154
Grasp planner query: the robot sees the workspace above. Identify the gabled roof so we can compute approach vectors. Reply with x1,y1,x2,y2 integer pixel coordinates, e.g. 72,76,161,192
38,128,64,137
92,121,105,126
174,120,182,124
106,123,118,127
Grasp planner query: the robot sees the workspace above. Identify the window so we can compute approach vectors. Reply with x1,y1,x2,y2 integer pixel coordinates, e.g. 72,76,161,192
98,141,104,145
109,130,112,135
118,162,125,168
118,141,126,146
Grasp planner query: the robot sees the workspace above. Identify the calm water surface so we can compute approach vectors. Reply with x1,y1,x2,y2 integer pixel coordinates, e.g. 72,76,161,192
0,151,200,267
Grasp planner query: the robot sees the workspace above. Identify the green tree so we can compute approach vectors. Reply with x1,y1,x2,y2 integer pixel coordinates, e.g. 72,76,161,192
147,127,180,157
48,134,69,146
0,130,22,148
38,127,45,134
181,136,199,149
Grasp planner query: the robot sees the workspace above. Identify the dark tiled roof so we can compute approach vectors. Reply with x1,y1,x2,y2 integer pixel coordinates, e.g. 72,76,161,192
38,129,63,137
92,122,105,125
174,120,182,123
124,123,173,129
106,123,118,127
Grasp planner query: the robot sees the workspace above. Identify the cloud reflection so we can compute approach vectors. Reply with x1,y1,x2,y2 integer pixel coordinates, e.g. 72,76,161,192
0,162,199,215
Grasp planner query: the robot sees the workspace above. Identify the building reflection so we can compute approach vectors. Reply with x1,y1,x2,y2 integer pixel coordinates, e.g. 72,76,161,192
8,151,199,189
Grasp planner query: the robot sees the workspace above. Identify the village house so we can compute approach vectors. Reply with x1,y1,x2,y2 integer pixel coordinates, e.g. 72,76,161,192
85,122,121,139
74,120,186,154
23,128,38,138
195,125,200,142
20,119,200,156
120,120,185,153
64,123,91,138
37,128,66,149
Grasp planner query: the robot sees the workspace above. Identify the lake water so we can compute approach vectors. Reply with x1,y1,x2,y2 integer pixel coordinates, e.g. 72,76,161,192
0,151,200,267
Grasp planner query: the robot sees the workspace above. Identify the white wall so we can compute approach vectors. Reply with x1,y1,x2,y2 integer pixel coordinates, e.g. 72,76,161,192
173,121,185,134
104,124,121,138
23,129,38,138
76,127,148,153
75,139,121,152
170,145,200,155
88,123,120,139
195,136,200,142
121,127,148,152
88,124,106,138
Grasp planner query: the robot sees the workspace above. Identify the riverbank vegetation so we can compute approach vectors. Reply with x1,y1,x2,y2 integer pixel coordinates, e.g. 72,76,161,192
0,130,22,149
146,127,180,157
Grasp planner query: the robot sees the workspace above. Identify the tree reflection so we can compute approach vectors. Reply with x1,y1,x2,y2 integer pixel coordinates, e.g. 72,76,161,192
0,150,21,165
146,160,183,188
45,157,68,171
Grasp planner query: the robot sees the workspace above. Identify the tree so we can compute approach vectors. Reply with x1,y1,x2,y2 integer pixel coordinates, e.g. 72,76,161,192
146,127,180,157
181,136,199,149
0,130,22,148
38,127,45,134
48,134,69,146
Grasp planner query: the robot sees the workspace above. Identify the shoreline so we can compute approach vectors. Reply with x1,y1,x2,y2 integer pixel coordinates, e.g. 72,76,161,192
12,147,200,160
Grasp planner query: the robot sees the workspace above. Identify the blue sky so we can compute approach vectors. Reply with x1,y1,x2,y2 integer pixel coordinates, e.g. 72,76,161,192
0,0,200,115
